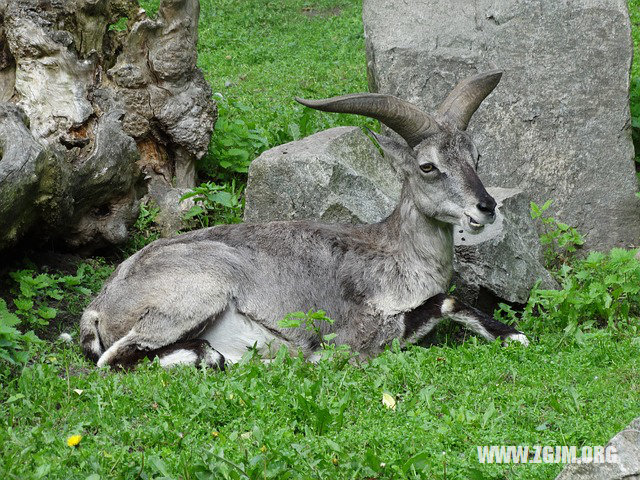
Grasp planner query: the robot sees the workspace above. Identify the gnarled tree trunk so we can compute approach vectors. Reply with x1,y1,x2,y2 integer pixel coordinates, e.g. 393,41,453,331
0,0,216,250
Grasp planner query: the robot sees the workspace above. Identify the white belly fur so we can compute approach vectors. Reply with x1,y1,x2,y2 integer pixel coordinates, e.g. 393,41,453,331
199,303,288,364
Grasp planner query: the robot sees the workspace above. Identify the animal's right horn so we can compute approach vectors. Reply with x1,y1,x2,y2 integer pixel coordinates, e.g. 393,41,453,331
436,70,503,131
295,93,439,148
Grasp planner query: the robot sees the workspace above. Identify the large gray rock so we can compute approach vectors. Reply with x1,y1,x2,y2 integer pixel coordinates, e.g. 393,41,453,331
0,0,216,250
363,0,640,252
555,417,640,480
245,127,402,225
244,127,555,309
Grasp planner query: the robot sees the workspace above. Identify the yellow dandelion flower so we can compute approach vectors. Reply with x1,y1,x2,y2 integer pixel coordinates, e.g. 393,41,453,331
212,430,219,438
260,445,267,453
67,435,82,447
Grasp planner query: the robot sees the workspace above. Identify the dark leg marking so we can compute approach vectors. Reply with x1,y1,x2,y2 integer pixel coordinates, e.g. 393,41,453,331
403,293,447,342
81,332,100,363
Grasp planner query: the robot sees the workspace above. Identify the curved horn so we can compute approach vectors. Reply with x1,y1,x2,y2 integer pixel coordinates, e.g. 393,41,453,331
437,70,502,130
295,93,439,148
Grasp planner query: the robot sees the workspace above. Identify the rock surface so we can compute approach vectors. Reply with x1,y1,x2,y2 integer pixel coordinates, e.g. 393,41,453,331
555,417,640,480
245,127,402,225
453,187,557,309
244,127,555,309
363,0,640,252
0,0,216,250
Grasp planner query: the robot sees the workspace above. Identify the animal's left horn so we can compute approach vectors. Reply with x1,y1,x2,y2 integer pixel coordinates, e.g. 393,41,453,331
295,93,440,148
436,70,502,131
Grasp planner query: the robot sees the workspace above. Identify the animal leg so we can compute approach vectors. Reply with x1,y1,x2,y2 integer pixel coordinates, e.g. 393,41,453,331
402,293,528,346
155,339,225,369
402,293,447,344
441,296,529,345
97,335,225,370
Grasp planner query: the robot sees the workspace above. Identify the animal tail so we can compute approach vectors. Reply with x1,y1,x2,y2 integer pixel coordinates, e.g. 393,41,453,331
79,309,104,363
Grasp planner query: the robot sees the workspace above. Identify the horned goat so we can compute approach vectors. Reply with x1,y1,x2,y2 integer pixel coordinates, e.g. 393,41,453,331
80,70,528,369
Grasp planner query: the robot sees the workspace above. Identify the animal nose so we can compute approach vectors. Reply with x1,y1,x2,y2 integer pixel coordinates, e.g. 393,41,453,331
477,198,496,217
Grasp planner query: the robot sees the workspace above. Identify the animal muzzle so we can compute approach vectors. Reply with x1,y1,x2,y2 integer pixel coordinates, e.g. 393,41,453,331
464,195,497,232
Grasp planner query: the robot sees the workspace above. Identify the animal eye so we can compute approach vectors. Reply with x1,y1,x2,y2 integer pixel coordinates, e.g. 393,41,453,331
420,163,436,173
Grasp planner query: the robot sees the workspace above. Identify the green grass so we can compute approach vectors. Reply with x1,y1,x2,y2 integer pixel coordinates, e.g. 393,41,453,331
194,0,372,137
141,0,376,180
631,0,639,80
2,333,639,479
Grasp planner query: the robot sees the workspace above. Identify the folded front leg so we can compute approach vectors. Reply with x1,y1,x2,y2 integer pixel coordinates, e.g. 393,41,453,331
403,293,529,346
442,296,529,346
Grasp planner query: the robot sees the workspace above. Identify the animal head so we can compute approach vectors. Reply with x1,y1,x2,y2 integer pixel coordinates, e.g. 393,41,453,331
296,70,501,233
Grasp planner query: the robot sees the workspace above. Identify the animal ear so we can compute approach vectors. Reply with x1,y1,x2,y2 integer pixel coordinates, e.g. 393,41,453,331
366,129,414,171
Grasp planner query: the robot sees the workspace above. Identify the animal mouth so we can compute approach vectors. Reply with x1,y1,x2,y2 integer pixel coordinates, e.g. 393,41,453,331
466,214,484,232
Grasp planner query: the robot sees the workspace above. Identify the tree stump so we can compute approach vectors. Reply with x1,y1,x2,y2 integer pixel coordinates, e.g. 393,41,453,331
0,0,216,250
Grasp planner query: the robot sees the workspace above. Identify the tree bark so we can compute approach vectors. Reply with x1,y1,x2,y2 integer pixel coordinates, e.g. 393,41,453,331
0,0,216,250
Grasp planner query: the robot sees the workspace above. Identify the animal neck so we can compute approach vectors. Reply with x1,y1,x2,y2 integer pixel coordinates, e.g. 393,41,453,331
381,182,454,271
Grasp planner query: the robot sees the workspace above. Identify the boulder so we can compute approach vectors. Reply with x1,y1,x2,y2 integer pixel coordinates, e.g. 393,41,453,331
363,0,640,252
0,0,216,250
245,127,402,225
244,127,555,310
555,416,640,480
